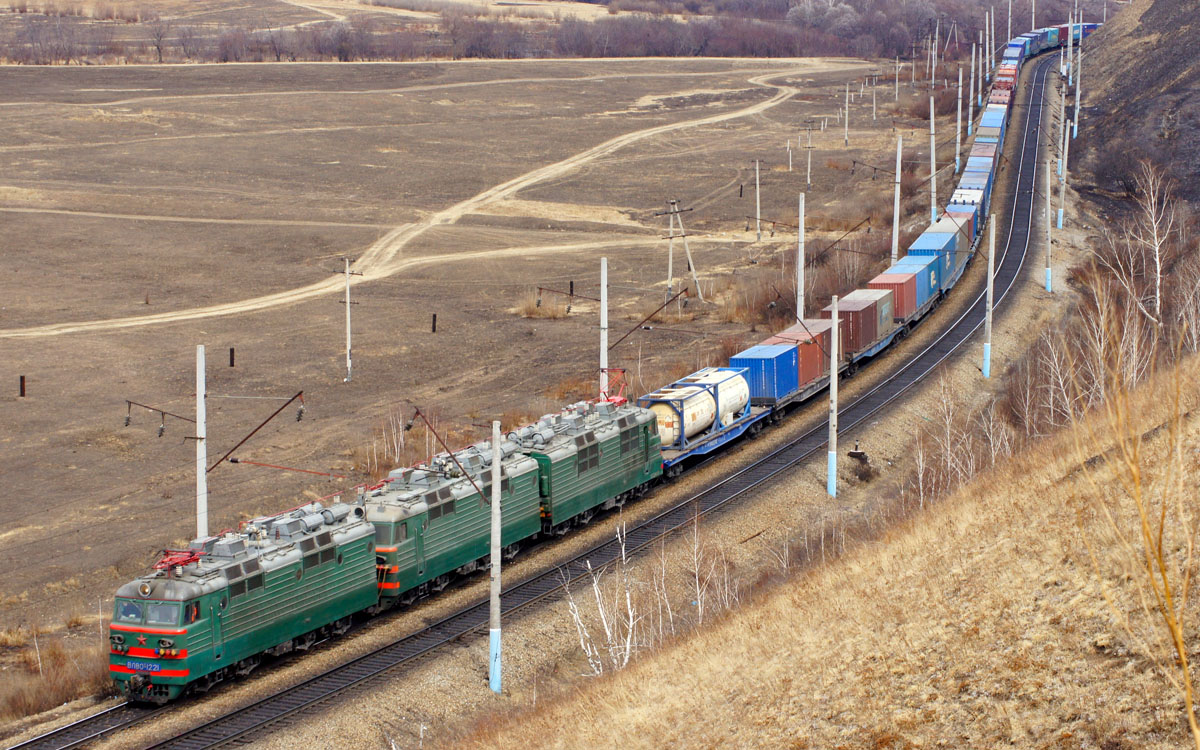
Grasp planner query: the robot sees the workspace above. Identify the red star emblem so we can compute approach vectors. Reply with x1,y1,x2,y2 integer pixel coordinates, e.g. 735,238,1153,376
137,634,147,645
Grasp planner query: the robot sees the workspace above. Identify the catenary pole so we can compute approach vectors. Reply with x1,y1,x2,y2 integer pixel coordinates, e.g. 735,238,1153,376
1060,122,1070,228
827,295,838,498
343,257,352,382
1059,75,1066,177
196,344,208,539
969,43,976,134
797,193,806,320
955,66,963,173
1045,164,1053,292
600,257,608,397
844,83,849,147
488,420,502,694
983,216,995,378
929,95,938,223
895,56,899,100
892,135,902,264
1073,20,1081,138
1007,0,1011,48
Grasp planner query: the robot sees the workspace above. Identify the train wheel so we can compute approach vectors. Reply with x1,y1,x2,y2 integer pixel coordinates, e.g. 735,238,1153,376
431,574,452,592
665,464,683,480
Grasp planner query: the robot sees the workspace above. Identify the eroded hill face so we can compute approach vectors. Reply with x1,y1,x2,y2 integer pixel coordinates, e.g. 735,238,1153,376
1077,0,1200,201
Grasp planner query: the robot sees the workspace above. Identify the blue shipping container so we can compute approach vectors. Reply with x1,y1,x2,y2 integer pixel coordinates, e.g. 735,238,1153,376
965,156,995,174
890,256,939,306
905,232,955,284
730,344,799,404
980,111,1006,128
975,136,999,144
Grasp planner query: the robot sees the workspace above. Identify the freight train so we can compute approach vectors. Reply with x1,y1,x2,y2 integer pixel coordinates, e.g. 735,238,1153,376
109,22,1097,704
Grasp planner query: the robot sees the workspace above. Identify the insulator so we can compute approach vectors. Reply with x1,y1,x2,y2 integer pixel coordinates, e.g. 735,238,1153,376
124,415,131,427
565,304,571,313
157,423,165,438
296,404,306,422
535,297,542,307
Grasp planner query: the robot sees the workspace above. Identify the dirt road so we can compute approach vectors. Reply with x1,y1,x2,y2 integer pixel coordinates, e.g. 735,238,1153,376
0,66,830,340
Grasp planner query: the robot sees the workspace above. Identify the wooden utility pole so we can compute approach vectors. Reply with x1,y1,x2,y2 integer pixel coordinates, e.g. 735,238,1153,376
983,216,995,378
892,135,902,264
827,295,838,498
196,344,208,539
755,160,762,241
797,193,806,320
488,419,502,694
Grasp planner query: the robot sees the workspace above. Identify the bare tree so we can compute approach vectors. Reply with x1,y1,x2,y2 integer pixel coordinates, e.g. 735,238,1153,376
149,18,169,63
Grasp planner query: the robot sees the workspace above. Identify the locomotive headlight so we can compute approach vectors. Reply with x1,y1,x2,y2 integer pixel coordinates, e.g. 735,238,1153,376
110,634,125,645
159,638,175,649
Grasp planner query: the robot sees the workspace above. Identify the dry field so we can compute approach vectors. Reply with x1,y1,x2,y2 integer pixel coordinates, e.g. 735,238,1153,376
0,53,982,732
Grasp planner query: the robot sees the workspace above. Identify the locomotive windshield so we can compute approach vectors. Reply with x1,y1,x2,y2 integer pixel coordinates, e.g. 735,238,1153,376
113,599,180,625
115,599,143,623
145,603,180,626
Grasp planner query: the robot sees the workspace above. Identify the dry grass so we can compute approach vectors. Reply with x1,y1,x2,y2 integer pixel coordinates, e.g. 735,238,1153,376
0,627,30,648
516,292,568,320
544,375,594,403
446,359,1200,750
0,640,114,722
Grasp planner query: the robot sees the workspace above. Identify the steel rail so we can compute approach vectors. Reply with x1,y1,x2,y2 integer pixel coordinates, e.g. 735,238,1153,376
4,703,168,750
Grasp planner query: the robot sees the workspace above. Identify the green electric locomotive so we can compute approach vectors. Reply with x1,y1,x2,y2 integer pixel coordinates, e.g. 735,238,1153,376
110,397,662,702
368,398,661,609
110,502,376,703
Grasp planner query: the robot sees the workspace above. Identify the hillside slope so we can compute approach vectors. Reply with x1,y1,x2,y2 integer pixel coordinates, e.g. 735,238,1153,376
449,362,1200,749
1077,0,1200,201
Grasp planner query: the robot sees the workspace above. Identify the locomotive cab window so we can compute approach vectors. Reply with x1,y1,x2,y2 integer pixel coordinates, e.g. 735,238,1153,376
397,522,408,541
374,525,393,546
115,599,143,623
145,603,179,626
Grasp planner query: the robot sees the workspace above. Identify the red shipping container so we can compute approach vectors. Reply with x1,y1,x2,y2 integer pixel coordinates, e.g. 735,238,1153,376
869,272,917,321
971,142,997,159
989,91,1011,106
763,319,844,385
819,296,876,354
995,76,1016,91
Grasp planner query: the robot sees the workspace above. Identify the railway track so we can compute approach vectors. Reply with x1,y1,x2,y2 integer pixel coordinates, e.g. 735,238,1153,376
9,56,1054,750
5,703,167,750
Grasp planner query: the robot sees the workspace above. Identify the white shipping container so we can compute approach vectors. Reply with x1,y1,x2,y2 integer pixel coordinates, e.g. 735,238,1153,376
645,368,750,445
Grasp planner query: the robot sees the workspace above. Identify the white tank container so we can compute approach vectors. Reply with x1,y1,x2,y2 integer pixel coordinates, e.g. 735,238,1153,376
646,368,750,445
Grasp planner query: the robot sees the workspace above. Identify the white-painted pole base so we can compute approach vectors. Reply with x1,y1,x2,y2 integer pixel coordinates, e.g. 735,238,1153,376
1072,121,1078,139
489,628,502,693
1045,267,1053,293
1057,208,1064,229
982,342,992,379
826,451,837,497
1057,158,1062,176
